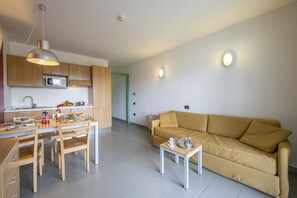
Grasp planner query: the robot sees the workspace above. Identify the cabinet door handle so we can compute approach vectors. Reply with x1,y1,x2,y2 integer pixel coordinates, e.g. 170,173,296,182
8,176,17,184
20,84,33,86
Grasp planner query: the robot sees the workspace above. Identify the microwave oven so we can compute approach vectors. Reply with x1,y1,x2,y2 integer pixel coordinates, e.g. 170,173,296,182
44,76,67,88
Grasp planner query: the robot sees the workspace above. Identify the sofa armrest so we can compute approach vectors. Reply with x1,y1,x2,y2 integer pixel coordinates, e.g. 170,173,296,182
151,119,160,136
278,140,292,198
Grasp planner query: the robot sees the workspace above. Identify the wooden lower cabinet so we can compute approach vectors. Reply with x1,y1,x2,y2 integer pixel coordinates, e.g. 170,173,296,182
5,110,59,123
94,106,112,128
4,107,93,123
5,111,45,123
70,107,94,117
0,139,19,198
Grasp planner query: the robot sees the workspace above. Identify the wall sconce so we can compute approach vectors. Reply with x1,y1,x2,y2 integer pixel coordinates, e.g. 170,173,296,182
159,68,165,79
222,52,233,67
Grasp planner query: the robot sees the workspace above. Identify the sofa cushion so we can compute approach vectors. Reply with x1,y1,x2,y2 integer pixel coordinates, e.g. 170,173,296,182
253,119,280,128
194,134,277,175
239,121,292,153
159,111,178,128
175,111,208,132
207,114,251,138
154,127,207,140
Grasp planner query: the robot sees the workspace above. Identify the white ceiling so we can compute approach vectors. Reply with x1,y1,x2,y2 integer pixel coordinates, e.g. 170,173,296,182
0,0,296,67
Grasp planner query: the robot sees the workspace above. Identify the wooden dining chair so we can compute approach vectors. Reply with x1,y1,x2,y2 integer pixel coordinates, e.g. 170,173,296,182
57,120,91,181
50,113,65,162
15,126,43,193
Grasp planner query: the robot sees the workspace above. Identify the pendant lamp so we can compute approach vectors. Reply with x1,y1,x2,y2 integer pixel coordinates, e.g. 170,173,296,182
26,4,59,66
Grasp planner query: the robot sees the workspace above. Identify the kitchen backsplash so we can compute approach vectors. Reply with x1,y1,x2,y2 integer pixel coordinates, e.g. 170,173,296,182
10,87,89,108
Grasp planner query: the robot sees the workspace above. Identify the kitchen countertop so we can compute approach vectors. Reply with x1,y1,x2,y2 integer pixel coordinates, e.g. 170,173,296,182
5,105,94,113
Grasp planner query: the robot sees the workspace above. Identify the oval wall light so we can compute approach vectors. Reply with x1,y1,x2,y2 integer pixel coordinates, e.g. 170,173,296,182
222,52,233,67
159,68,165,79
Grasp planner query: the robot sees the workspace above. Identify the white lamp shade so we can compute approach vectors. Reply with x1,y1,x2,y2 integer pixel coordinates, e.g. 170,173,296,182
26,40,59,66
223,52,233,67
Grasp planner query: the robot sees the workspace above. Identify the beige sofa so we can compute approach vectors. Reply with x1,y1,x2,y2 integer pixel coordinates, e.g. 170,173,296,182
151,111,292,198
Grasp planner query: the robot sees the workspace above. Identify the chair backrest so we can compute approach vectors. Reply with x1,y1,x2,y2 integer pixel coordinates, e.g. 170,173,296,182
6,127,39,161
58,121,91,151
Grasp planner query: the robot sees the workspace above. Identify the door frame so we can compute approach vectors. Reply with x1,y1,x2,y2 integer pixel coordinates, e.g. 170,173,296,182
111,72,130,124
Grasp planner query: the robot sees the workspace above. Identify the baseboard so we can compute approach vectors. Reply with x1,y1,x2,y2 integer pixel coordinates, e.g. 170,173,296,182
130,122,150,130
112,117,149,130
112,117,127,123
99,127,111,133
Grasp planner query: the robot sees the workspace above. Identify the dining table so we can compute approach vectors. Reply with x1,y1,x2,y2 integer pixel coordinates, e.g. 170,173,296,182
0,118,100,165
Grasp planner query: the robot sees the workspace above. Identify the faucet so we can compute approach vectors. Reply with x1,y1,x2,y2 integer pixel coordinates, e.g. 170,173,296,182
23,96,37,109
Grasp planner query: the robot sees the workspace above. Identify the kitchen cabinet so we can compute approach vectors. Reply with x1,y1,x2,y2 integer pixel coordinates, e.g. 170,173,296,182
4,107,96,123
93,106,111,128
69,64,92,86
5,110,52,122
91,66,112,128
42,62,69,76
0,139,19,198
69,80,92,87
7,55,43,87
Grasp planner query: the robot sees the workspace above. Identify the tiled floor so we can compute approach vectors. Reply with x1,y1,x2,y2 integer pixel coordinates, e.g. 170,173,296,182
20,119,297,198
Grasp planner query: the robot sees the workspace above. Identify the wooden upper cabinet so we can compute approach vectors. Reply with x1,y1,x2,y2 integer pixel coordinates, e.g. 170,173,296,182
7,55,43,87
68,64,92,86
92,66,111,106
42,62,69,76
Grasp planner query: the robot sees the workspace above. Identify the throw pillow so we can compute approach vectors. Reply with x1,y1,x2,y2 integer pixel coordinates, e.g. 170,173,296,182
239,120,291,153
159,111,178,128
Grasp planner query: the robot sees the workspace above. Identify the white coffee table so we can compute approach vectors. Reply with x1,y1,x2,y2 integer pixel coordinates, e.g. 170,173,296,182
160,141,202,189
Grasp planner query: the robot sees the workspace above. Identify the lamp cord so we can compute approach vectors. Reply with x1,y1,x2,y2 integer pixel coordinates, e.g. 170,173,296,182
1,5,38,44
23,5,39,44
42,6,45,40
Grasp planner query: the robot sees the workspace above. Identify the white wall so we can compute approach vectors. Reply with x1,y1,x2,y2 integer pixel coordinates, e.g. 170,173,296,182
11,87,88,107
113,3,297,167
4,42,108,108
112,74,127,120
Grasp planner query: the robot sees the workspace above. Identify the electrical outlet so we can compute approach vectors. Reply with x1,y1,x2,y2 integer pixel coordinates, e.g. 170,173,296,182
184,105,189,109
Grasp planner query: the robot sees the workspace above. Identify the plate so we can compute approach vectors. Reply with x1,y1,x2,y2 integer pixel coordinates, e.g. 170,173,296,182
8,124,29,131
177,138,196,149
